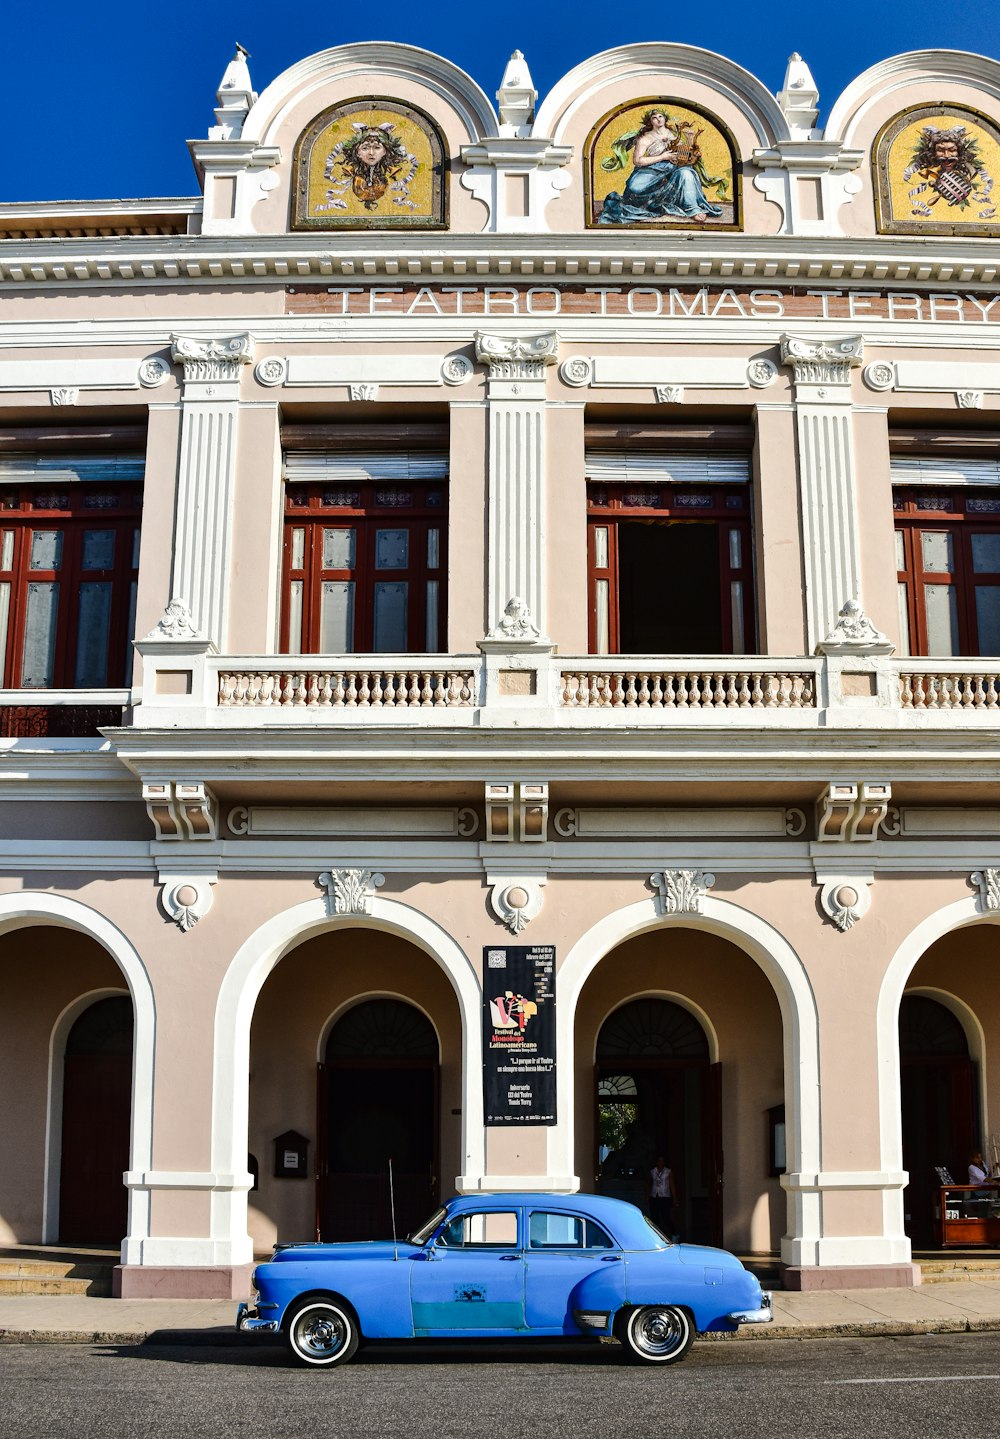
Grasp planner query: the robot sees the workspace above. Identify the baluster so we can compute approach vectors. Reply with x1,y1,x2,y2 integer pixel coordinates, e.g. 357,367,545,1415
560,673,573,706
673,672,687,708
712,673,725,707
608,673,623,706
662,673,676,707
649,674,664,707
747,673,761,706
306,672,320,706
343,672,356,706
635,673,649,707
724,673,738,707
419,672,433,706
899,672,912,708
988,676,1000,709
775,672,790,708
623,673,637,707
218,673,232,706
973,675,986,709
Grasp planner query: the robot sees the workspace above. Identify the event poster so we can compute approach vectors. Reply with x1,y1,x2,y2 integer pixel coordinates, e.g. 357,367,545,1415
482,945,556,1125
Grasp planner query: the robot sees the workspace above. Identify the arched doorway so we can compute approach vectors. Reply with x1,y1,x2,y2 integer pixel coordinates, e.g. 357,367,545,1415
900,993,979,1247
595,998,720,1245
59,996,133,1244
319,998,439,1242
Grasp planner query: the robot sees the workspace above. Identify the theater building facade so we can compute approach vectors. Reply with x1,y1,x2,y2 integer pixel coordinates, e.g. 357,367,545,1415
3,39,1000,1296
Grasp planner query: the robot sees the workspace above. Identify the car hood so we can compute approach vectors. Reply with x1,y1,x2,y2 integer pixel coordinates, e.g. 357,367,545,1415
674,1243,744,1269
271,1241,416,1263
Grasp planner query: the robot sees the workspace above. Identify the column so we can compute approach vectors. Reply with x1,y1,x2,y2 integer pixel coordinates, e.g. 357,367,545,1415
475,331,558,640
780,335,864,650
168,334,254,647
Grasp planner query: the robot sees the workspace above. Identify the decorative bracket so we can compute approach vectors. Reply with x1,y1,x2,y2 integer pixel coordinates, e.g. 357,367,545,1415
816,782,891,842
485,782,549,842
318,868,385,916
144,781,219,841
649,870,715,916
487,873,546,934
971,868,1000,913
817,871,873,931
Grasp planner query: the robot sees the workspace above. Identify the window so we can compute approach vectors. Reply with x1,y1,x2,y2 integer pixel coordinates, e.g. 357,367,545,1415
528,1212,614,1249
894,486,1000,656
0,479,142,688
586,451,754,655
436,1211,518,1248
281,452,447,654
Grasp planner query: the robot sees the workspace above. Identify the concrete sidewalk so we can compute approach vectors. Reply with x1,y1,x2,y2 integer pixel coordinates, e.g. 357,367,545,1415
1,1281,1000,1346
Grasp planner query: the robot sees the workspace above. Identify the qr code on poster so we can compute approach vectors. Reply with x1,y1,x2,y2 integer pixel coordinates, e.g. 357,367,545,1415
487,950,507,967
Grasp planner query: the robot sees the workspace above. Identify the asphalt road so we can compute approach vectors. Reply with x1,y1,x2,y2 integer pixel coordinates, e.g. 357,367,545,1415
3,1332,1000,1439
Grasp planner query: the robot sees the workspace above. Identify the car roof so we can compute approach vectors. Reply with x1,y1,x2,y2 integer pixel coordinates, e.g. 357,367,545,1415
446,1192,661,1248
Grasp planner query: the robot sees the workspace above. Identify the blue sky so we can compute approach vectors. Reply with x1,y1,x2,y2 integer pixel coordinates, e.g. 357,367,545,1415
2,0,995,202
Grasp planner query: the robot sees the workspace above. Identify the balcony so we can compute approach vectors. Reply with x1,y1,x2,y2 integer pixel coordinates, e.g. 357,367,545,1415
0,689,129,740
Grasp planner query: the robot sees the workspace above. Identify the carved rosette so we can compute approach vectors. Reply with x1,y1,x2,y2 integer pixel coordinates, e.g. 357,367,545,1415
254,356,287,388
863,361,895,392
747,358,778,389
318,868,385,916
138,356,172,388
971,868,1000,912
475,331,559,382
649,870,716,916
558,356,593,388
170,333,254,384
780,335,864,387
441,354,474,386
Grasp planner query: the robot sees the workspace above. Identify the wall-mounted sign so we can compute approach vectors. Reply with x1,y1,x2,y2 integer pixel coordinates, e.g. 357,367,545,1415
273,1129,310,1179
483,945,556,1125
292,99,446,231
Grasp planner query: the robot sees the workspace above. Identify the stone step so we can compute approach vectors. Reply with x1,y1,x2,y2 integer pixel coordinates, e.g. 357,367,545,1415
0,1254,115,1296
0,1260,110,1279
0,1275,112,1297
919,1260,1000,1283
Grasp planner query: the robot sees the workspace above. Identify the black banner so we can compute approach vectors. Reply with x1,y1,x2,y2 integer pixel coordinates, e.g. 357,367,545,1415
482,944,556,1125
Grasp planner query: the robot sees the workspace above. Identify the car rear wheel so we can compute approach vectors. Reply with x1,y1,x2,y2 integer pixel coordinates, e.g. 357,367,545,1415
285,1298,360,1368
618,1305,694,1365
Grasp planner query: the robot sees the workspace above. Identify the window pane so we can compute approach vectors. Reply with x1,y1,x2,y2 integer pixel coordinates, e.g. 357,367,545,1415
586,1221,614,1250
74,582,112,686
730,580,745,653
81,529,115,570
897,581,911,657
376,529,409,570
921,531,954,574
593,526,608,569
1,530,13,571
728,527,742,568
320,581,354,651
290,527,306,570
0,580,9,680
124,580,137,685
427,529,440,570
29,530,63,571
373,581,408,651
595,578,610,654
530,1213,584,1249
287,579,304,652
975,587,1000,655
971,533,1000,574
20,581,59,686
131,527,141,570
322,528,356,570
426,579,439,651
895,530,905,571
924,583,959,655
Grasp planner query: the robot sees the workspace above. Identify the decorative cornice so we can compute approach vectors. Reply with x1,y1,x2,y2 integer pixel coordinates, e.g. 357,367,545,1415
780,334,864,386
170,333,254,383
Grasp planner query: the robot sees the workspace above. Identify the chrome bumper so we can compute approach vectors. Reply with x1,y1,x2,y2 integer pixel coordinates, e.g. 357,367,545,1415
726,1292,773,1325
236,1302,280,1334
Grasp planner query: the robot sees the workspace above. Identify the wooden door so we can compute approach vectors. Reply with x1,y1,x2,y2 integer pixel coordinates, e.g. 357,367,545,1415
706,1061,724,1248
59,1052,131,1244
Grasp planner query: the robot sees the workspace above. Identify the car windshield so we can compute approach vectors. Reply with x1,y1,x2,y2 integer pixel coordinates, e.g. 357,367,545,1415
407,1205,448,1245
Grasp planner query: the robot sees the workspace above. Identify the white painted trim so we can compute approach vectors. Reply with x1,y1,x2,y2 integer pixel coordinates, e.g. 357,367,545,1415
876,898,1000,1252
0,893,155,1266
826,49,1000,146
44,987,129,1245
906,985,989,1143
550,894,820,1266
590,990,720,1065
211,896,483,1267
125,1171,254,1190
456,1175,578,1193
314,991,443,1064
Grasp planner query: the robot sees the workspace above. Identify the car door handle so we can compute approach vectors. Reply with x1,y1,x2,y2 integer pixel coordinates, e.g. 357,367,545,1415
499,1254,520,1262
601,1256,622,1263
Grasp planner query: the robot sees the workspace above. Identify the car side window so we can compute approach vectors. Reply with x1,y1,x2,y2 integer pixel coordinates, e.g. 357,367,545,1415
436,1211,518,1249
585,1220,615,1250
528,1212,618,1250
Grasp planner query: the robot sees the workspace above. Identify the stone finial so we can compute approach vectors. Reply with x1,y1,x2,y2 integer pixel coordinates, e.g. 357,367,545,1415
209,44,257,141
777,52,819,138
497,50,537,137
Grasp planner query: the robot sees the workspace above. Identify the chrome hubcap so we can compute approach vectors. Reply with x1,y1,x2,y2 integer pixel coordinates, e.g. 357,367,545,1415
295,1310,347,1358
632,1307,686,1358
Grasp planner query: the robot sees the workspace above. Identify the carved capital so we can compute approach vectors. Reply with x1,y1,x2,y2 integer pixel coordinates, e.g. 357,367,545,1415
780,334,864,388
318,868,385,916
971,868,1000,912
487,874,546,934
144,781,219,841
815,599,893,655
818,872,873,932
170,333,254,384
475,331,558,382
816,781,891,842
142,597,201,642
649,869,715,916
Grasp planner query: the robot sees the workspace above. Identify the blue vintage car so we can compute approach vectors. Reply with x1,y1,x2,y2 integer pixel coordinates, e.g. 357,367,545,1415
237,1192,771,1367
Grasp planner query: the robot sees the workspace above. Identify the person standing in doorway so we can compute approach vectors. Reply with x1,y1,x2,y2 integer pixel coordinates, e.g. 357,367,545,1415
649,1155,678,1239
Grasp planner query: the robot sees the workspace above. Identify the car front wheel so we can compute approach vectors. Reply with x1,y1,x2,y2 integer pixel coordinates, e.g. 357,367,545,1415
285,1298,360,1368
618,1305,694,1365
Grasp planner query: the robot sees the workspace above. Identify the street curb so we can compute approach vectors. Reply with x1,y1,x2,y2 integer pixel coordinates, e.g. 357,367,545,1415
2,1318,1000,1347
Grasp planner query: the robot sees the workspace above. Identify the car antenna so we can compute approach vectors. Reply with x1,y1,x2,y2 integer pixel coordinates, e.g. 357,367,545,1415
389,1157,398,1261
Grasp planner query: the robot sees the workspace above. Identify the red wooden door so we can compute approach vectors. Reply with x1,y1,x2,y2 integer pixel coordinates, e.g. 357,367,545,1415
706,1062,724,1248
59,1053,131,1244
